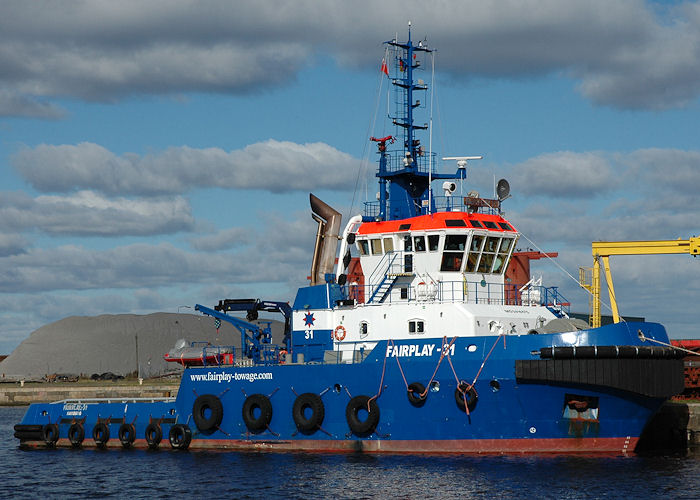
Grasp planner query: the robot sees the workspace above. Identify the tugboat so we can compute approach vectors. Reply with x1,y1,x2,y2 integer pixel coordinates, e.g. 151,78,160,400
14,29,685,453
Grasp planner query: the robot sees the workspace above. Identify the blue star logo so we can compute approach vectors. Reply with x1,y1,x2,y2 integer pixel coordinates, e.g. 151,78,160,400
304,312,315,327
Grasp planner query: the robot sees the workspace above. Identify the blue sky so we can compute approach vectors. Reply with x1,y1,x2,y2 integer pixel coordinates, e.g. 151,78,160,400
1,0,699,353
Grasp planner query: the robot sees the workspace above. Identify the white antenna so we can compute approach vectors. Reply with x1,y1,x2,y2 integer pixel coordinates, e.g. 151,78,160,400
442,156,483,195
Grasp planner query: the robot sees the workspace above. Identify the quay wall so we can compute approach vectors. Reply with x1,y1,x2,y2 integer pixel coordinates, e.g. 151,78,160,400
0,383,178,405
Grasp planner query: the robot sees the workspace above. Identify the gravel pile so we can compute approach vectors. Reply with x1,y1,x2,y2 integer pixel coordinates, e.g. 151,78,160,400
0,312,285,381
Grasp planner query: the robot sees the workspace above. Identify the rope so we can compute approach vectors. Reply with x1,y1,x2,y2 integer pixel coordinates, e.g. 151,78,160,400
419,336,458,398
368,339,391,410
349,45,389,218
388,339,410,390
637,332,698,356
517,231,621,321
470,334,506,387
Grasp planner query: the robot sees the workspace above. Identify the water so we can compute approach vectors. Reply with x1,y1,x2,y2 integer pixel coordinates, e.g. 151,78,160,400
2,406,698,499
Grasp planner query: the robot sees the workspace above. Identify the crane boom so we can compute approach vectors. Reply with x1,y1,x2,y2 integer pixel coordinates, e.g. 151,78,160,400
581,237,700,328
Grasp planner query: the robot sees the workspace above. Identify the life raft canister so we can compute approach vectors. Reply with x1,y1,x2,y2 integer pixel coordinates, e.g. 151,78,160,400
334,325,346,341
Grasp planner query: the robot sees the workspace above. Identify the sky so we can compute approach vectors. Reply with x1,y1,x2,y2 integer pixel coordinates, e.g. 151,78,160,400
1,0,699,353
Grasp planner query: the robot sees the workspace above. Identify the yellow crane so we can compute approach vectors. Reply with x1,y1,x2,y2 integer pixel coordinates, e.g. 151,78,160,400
580,237,700,328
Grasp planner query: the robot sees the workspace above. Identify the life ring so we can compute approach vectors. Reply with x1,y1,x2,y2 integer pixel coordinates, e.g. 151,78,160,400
92,421,110,447
192,394,224,434
145,422,162,449
168,423,192,450
42,423,59,446
345,395,380,436
455,382,478,412
292,393,325,434
242,394,273,433
118,423,136,448
278,349,288,364
334,325,347,341
68,422,85,447
407,382,428,407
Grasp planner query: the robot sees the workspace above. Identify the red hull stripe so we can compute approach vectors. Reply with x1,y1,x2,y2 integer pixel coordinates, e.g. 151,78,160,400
31,436,638,455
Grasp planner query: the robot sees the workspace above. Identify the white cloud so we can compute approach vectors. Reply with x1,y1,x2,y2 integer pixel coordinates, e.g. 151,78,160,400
12,140,358,195
511,151,617,198
0,190,194,236
0,233,30,257
189,227,251,252
1,1,699,115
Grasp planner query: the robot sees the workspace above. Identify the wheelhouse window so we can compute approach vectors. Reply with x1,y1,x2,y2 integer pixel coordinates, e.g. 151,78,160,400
371,239,383,255
358,239,369,255
383,237,394,253
414,236,426,252
444,235,467,251
492,238,513,273
428,234,440,251
408,320,425,334
478,236,501,273
440,235,467,272
403,235,412,252
492,237,516,274
465,235,484,272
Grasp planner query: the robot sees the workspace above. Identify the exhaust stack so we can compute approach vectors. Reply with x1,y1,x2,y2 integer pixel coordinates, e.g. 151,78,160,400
309,194,342,286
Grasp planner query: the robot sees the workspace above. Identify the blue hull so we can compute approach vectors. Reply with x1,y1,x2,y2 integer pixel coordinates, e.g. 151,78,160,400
15,322,683,453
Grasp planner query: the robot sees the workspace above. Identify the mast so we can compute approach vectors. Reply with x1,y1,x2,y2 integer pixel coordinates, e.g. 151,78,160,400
366,25,458,222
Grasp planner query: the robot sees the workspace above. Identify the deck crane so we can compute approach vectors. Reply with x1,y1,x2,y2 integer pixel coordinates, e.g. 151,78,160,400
580,237,700,328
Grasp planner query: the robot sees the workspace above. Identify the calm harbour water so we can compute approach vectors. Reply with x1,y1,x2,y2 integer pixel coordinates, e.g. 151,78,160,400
1,406,698,499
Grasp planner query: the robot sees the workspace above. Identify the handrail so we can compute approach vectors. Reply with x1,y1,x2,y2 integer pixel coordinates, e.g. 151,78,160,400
342,279,570,314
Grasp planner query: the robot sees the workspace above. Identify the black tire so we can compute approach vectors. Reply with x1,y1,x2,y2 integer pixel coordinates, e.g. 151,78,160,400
42,423,60,446
92,422,110,447
168,424,192,450
292,393,325,433
407,382,427,407
118,423,136,448
242,394,273,433
345,395,380,436
145,423,162,449
455,382,478,412
68,423,85,447
193,394,224,433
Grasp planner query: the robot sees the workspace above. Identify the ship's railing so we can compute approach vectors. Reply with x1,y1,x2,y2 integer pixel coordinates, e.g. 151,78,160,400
323,340,374,365
430,195,500,215
344,279,570,315
364,195,500,218
53,397,177,404
383,149,437,174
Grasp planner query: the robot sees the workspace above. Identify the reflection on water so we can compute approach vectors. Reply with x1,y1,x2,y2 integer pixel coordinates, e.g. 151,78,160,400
1,406,698,499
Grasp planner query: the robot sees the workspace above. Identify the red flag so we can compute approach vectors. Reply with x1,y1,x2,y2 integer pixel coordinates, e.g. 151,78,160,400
380,58,389,76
